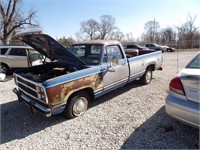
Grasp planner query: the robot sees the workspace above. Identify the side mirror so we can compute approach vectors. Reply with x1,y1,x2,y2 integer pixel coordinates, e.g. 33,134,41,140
107,61,115,72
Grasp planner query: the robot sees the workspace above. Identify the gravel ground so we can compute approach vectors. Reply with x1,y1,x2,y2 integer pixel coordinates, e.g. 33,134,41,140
0,51,199,149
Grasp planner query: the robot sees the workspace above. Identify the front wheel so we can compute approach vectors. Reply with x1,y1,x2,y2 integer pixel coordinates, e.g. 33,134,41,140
140,67,152,85
63,91,90,119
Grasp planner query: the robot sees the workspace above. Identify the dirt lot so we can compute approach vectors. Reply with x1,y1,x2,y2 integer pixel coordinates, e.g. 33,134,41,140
0,50,199,149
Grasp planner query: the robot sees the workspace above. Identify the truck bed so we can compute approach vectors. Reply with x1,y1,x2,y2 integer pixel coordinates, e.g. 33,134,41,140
125,49,156,58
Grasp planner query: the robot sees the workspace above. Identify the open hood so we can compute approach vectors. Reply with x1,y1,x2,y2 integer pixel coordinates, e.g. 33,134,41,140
20,34,86,68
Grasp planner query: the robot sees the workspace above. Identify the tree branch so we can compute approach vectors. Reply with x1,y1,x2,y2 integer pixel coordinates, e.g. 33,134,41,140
6,0,12,17
0,2,5,19
8,0,18,24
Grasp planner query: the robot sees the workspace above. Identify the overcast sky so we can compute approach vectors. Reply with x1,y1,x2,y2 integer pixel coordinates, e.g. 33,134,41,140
23,0,200,39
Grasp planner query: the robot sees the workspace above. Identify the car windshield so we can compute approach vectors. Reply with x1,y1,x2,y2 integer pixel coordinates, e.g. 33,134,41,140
186,53,200,69
70,44,102,65
154,43,159,46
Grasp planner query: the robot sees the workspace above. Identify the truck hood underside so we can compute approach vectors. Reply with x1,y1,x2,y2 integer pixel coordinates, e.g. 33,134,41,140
20,34,86,68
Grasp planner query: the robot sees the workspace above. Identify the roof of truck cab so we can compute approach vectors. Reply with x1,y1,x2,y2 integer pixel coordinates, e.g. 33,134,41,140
73,40,121,45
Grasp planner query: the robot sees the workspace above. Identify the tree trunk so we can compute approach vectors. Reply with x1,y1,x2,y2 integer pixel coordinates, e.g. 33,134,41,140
3,34,11,45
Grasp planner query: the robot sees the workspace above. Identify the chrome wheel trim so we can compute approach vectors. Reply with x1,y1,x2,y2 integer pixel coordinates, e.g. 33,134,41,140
146,71,152,83
72,97,88,116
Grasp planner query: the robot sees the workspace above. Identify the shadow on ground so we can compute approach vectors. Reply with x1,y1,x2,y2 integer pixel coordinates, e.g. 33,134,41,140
0,80,144,144
0,100,66,144
121,107,199,149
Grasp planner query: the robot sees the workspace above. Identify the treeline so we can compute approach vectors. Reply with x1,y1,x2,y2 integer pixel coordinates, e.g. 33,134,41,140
1,1,199,49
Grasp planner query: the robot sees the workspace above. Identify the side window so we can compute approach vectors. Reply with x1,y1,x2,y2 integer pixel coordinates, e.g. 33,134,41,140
91,45,101,54
0,48,8,54
151,44,155,47
71,46,85,57
9,48,27,56
104,45,123,65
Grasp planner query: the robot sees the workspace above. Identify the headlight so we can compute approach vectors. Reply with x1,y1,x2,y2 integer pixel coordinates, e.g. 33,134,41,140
37,86,46,101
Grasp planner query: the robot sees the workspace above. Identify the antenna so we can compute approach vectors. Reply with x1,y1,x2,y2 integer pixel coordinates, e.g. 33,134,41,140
176,44,179,73
176,41,180,73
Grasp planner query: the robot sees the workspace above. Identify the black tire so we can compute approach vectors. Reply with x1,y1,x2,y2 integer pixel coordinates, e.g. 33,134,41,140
63,91,90,119
0,64,10,75
140,67,153,85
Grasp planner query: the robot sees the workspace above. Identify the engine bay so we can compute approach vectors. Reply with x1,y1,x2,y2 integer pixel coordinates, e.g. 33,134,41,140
18,62,81,82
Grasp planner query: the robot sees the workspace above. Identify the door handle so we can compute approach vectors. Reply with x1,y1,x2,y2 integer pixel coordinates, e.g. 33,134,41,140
101,68,106,71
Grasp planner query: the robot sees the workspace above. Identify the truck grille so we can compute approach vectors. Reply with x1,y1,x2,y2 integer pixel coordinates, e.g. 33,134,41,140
17,77,36,89
16,76,46,103
18,83,38,97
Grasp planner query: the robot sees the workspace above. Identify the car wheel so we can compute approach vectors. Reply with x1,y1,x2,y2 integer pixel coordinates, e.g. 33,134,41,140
0,64,10,75
140,67,153,85
63,91,90,119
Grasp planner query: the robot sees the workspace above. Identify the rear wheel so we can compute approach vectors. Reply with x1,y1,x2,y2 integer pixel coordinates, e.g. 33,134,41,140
63,91,90,119
140,67,153,85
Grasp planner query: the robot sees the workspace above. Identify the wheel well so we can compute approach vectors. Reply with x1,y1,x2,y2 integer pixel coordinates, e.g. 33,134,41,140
0,62,10,69
0,62,11,73
147,64,155,71
67,88,94,103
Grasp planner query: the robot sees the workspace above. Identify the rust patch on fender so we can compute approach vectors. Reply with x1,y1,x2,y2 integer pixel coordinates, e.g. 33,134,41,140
46,73,103,106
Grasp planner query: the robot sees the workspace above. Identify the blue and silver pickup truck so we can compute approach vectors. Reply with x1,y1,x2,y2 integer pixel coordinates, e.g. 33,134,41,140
13,33,163,118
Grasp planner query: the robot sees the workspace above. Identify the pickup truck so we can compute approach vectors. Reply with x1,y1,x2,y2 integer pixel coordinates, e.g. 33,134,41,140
13,33,163,119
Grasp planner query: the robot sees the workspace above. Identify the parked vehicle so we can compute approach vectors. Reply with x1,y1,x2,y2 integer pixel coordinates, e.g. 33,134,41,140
165,52,200,128
0,40,3,45
145,43,165,52
0,45,44,74
165,46,176,52
13,32,163,119
125,44,149,51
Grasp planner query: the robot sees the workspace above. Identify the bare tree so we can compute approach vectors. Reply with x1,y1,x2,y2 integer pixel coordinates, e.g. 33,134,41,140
177,13,199,48
144,18,160,42
77,15,117,40
0,0,39,44
109,30,124,41
97,15,116,39
79,19,98,40
160,27,176,45
125,32,135,43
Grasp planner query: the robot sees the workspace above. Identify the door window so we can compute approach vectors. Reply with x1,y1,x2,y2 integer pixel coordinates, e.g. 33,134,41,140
104,45,123,65
9,48,27,56
0,48,8,54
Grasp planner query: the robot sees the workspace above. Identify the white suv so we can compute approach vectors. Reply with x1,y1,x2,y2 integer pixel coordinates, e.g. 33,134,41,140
0,45,43,74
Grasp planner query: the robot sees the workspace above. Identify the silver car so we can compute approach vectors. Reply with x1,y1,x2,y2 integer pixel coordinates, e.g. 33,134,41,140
165,52,200,128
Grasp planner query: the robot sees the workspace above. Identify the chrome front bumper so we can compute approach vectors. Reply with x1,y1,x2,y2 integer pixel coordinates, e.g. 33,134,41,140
13,88,52,117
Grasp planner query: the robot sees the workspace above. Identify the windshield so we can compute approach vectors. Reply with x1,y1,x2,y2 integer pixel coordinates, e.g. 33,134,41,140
186,53,200,69
70,44,102,65
154,43,159,46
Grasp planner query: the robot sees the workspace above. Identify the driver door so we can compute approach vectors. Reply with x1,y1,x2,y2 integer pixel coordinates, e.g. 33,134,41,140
102,45,129,92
